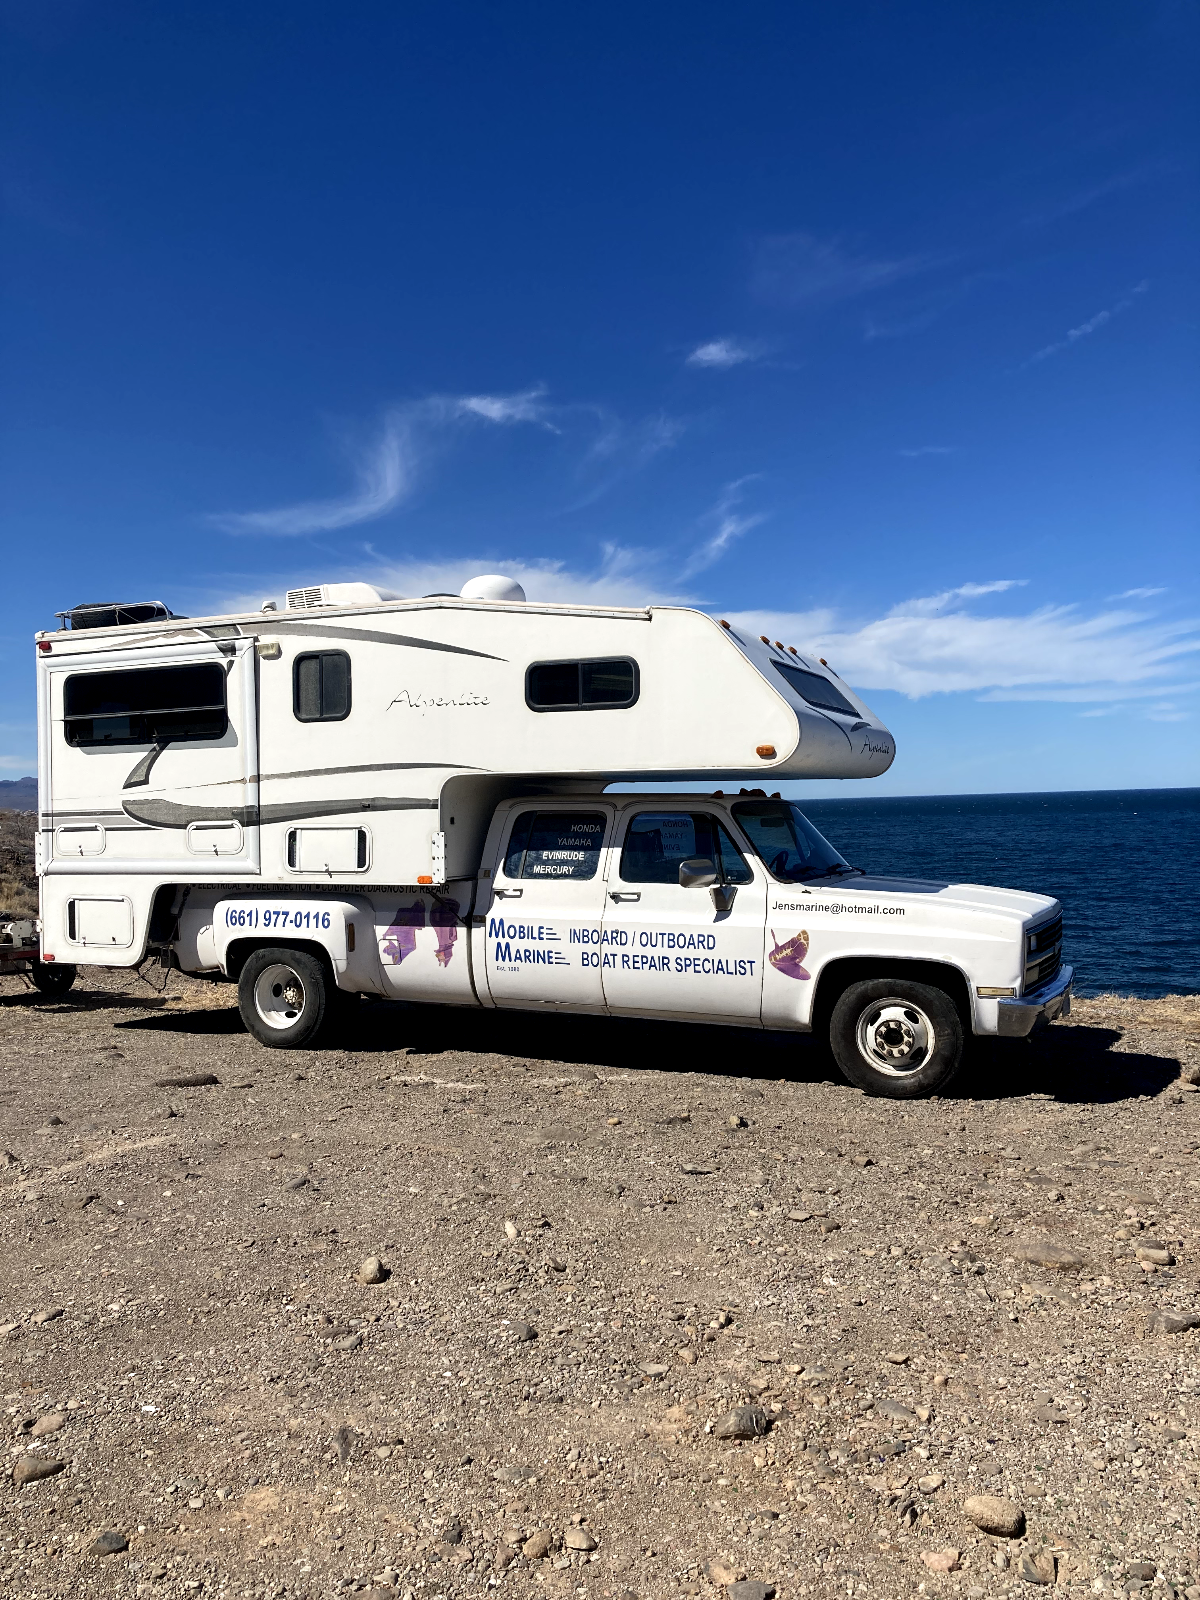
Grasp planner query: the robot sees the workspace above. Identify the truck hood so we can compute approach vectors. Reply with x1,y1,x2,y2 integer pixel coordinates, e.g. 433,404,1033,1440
843,876,1059,925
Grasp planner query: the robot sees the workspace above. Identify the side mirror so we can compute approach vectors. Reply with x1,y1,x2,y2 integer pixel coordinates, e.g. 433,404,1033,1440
679,857,717,889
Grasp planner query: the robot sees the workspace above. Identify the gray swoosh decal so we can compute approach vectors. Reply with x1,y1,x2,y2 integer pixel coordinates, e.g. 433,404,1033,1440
261,761,488,783
267,621,505,661
123,796,438,829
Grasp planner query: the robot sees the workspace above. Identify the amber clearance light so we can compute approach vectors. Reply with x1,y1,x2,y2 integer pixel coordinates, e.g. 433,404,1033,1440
756,744,776,760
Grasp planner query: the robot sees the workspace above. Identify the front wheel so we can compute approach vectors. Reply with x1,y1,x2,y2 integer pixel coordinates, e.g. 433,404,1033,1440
238,948,327,1048
30,960,77,996
829,978,963,1098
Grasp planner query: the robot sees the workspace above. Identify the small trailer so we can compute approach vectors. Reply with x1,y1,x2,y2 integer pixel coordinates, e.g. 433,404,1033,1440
0,915,76,994
33,578,1071,1097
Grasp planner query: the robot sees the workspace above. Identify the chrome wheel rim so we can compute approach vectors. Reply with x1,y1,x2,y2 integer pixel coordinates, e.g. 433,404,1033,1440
855,998,934,1076
253,963,307,1030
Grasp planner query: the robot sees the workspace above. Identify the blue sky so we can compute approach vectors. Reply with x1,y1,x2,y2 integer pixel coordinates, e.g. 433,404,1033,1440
2,1,1197,796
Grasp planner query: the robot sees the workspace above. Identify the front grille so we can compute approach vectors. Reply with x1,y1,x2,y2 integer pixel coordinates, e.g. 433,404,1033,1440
1024,914,1063,992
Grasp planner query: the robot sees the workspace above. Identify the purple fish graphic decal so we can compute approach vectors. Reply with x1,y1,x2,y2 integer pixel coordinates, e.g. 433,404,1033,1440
381,902,425,965
768,928,810,980
429,898,460,968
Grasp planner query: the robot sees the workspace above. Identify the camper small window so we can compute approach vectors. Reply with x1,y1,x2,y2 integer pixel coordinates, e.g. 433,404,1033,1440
502,811,606,880
770,661,859,718
293,651,352,722
63,663,227,747
526,657,638,711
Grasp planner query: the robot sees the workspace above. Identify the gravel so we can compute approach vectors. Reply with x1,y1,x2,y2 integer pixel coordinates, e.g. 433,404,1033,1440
1,965,1199,1599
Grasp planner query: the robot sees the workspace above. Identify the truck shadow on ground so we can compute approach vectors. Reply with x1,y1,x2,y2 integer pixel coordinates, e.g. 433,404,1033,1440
117,996,1188,1106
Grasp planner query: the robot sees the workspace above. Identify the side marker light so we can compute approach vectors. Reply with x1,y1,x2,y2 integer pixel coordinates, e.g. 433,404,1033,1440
718,619,732,629
417,875,433,885
756,744,776,760
976,986,1016,998
37,641,52,653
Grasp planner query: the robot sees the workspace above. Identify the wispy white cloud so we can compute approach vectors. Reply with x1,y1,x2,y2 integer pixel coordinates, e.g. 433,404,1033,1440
211,387,555,537
682,479,768,578
728,586,1199,701
897,445,957,459
1112,586,1166,600
752,232,935,309
685,337,760,370
1025,281,1149,366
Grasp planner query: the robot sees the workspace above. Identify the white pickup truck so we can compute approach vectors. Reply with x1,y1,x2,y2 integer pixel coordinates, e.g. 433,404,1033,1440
173,789,1071,1099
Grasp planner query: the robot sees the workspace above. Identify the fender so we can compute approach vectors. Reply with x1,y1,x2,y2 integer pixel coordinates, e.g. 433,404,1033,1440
209,896,381,993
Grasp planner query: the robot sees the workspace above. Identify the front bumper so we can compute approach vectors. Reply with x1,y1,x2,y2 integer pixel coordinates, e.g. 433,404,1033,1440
996,964,1074,1038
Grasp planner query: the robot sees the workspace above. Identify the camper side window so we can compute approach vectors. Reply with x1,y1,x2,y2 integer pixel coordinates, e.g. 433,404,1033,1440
63,664,227,747
293,651,352,722
525,657,639,711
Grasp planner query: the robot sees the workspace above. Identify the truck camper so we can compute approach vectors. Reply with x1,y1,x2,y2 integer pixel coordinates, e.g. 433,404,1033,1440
33,578,1071,1097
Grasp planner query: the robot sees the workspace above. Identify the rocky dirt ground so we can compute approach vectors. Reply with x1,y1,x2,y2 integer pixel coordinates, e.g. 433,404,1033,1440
1,962,1199,1600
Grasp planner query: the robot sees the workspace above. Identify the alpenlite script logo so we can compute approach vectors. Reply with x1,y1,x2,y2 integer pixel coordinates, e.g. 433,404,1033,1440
386,688,491,714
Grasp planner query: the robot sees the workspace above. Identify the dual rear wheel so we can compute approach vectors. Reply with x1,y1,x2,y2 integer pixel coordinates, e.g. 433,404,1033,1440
237,947,329,1048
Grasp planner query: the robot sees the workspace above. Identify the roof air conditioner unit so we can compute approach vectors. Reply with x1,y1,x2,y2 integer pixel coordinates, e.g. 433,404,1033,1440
284,582,401,610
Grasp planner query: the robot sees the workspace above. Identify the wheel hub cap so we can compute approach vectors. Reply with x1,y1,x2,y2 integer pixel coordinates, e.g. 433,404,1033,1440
857,1000,934,1076
254,963,308,1030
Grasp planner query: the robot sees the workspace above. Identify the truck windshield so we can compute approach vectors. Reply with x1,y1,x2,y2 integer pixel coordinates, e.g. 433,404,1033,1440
731,800,852,883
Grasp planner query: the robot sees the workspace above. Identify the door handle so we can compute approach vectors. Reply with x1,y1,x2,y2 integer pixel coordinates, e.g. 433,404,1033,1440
493,887,523,899
609,891,640,902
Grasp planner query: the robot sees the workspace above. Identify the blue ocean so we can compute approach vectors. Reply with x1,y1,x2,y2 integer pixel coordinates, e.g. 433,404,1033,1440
799,788,1200,999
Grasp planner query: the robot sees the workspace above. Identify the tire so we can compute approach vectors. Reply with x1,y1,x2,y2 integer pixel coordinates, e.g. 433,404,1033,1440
238,948,327,1049
30,961,77,996
829,978,963,1099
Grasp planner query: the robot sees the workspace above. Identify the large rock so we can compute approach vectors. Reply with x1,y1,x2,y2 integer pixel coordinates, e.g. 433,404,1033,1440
356,1256,389,1285
13,1455,65,1487
563,1527,597,1551
85,1530,128,1557
1145,1309,1200,1334
1019,1550,1055,1585
523,1531,552,1559
728,1583,774,1600
963,1495,1025,1537
713,1405,770,1440
1013,1239,1086,1271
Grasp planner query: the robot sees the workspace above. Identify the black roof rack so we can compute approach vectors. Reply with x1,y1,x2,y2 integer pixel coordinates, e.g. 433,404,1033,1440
55,601,183,631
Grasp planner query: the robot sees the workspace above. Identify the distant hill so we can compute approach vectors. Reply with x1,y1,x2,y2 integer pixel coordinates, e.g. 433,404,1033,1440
0,777,37,812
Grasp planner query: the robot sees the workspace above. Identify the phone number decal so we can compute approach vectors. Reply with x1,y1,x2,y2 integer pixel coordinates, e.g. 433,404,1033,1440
223,906,333,930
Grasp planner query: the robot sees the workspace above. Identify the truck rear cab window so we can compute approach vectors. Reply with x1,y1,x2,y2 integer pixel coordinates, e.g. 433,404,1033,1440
503,811,606,879
619,811,753,884
770,661,859,718
63,664,227,747
294,651,351,722
526,658,638,711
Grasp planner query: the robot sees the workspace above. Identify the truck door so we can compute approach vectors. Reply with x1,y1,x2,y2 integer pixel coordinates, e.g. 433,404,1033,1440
482,805,613,1010
601,807,766,1024
44,641,260,874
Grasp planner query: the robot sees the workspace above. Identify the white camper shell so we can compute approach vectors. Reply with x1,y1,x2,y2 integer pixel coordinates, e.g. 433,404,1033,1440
34,588,1071,1098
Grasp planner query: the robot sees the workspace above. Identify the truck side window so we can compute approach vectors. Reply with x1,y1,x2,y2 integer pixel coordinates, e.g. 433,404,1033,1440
619,812,753,885
63,664,227,747
502,811,606,880
293,651,351,722
526,658,638,711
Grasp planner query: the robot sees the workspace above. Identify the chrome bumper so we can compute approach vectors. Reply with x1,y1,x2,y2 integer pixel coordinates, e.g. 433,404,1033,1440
996,965,1074,1038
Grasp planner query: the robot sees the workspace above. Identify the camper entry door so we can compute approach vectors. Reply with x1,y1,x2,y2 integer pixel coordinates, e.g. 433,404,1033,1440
483,805,613,1010
44,640,260,875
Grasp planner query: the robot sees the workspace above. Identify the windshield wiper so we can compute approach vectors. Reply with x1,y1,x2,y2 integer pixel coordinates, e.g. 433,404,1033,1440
792,863,861,882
